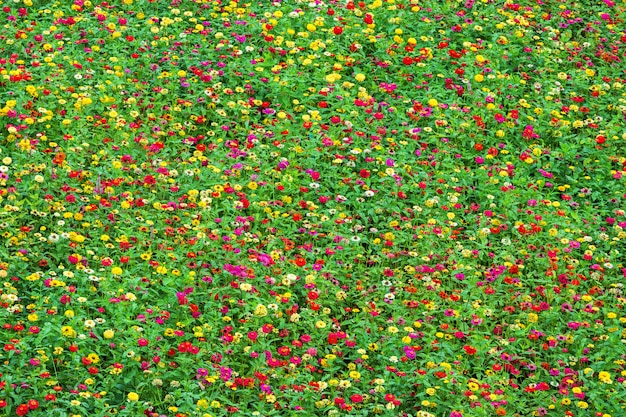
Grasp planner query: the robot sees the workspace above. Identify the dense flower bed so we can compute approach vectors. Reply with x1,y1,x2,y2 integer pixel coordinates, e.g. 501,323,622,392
1,0,626,416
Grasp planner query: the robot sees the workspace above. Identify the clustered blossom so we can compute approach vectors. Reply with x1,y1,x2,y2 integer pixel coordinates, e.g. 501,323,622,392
0,1,625,417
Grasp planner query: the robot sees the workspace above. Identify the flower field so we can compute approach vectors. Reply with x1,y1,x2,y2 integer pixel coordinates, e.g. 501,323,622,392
1,0,626,415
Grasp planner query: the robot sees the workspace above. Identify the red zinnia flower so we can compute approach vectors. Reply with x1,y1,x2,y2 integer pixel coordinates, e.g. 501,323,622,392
350,394,363,403
16,404,29,416
463,345,477,355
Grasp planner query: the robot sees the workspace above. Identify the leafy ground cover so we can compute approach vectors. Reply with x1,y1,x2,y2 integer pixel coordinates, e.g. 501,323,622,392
1,0,626,416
